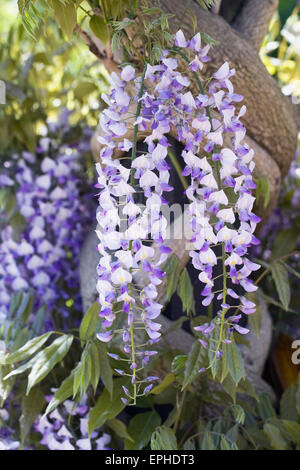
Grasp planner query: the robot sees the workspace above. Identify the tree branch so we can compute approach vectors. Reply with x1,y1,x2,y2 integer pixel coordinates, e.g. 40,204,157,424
74,26,120,74
156,0,297,179
232,0,278,51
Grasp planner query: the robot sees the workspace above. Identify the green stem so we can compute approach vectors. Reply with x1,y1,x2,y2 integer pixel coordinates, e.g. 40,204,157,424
173,388,187,434
172,47,227,365
130,66,147,187
79,5,92,17
167,148,189,190
128,64,147,405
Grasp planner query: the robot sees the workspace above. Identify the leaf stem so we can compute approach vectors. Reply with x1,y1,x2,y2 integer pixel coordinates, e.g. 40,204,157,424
173,388,187,434
167,148,189,190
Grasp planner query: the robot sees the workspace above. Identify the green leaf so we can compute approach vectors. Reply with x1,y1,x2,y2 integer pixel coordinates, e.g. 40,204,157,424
88,377,129,436
51,0,77,40
3,355,37,380
79,302,100,341
237,378,258,402
282,420,300,444
20,387,45,444
263,423,289,450
182,340,206,390
107,418,133,442
177,268,195,315
151,425,177,450
89,341,101,391
11,327,30,354
6,294,27,327
163,254,181,301
257,393,277,421
256,175,270,209
259,291,292,312
196,0,218,10
0,188,16,217
31,306,47,337
45,372,75,416
89,15,110,44
280,383,297,420
271,261,291,311
222,375,237,403
26,334,73,394
10,213,27,240
97,341,113,398
73,348,91,399
220,435,232,450
247,293,261,338
183,438,195,450
201,32,219,46
151,373,175,395
125,411,161,450
226,339,245,386
201,431,216,450
171,355,187,377
0,364,14,403
3,332,53,365
231,404,245,425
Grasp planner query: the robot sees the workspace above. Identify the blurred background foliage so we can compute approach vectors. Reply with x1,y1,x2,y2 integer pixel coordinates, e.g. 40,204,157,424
260,0,300,103
256,0,300,392
1,0,300,451
0,0,110,155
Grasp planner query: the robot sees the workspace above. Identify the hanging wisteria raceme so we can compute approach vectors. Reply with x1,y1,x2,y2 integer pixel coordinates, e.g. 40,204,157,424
34,395,111,451
0,408,20,450
170,31,261,363
95,29,260,397
95,64,176,404
0,124,94,328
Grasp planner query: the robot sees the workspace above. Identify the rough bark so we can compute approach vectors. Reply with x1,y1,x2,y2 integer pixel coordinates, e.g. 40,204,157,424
156,0,297,177
82,0,294,404
149,0,297,221
90,0,298,220
233,0,278,51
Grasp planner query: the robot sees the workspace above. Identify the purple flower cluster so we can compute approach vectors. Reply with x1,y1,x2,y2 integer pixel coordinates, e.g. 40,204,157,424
95,29,260,393
95,64,173,401
169,32,261,352
0,408,20,450
0,126,94,327
35,395,111,450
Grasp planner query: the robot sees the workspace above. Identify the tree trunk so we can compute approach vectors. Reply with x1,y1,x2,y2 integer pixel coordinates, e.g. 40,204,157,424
82,1,295,395
90,0,299,221
152,0,298,218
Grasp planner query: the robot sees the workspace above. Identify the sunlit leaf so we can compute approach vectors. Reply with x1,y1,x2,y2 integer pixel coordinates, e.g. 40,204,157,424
151,425,177,450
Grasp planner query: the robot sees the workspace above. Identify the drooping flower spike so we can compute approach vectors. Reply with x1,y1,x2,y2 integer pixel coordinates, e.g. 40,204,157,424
96,30,260,399
172,30,261,361
0,123,94,328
